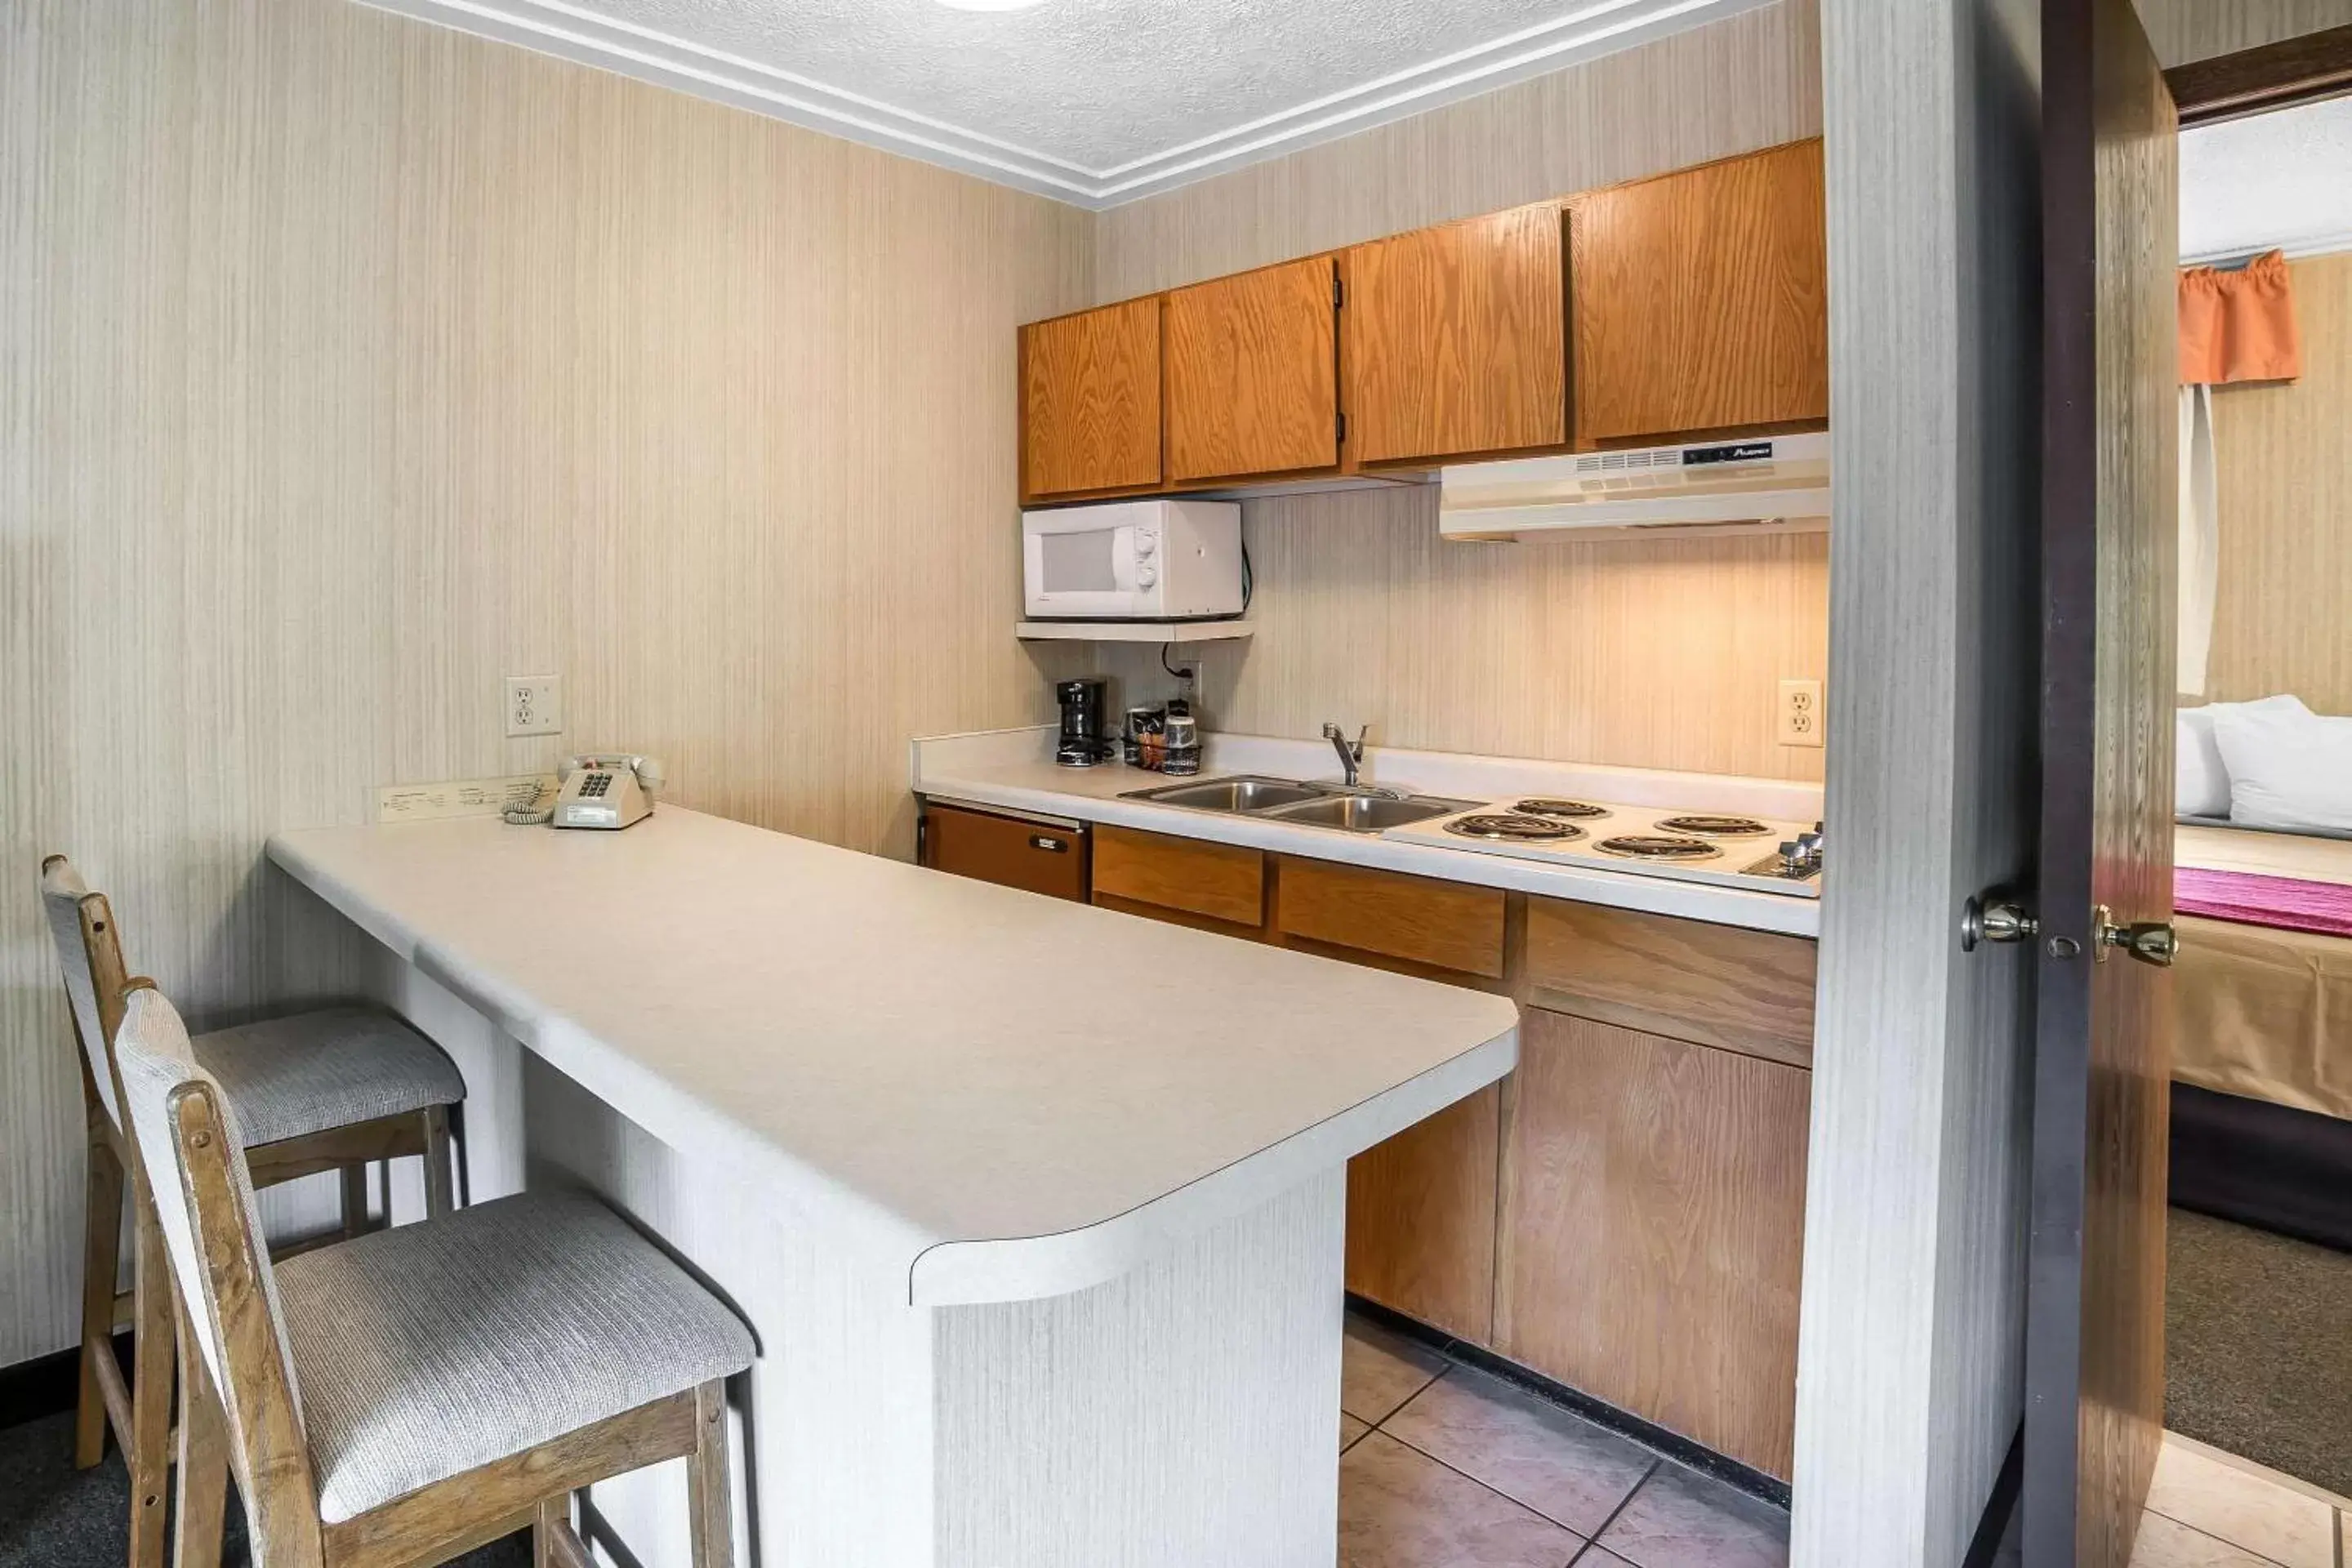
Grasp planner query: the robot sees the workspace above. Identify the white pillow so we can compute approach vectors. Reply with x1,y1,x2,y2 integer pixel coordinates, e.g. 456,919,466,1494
2212,701,2352,834
2176,695,2305,817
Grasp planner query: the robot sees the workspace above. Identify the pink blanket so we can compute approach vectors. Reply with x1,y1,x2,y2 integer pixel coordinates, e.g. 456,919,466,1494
2176,866,2352,939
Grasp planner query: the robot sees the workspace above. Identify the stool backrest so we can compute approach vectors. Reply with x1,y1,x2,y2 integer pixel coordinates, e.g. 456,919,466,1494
114,983,323,1565
38,856,131,1130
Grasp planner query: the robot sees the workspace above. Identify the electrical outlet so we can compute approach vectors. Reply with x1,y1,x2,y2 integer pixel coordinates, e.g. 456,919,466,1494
1778,678,1824,747
505,674,563,738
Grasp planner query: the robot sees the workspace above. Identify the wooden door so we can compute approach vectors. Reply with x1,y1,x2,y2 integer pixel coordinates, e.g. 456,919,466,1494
1165,256,1339,483
1019,297,1161,500
1343,206,1566,465
1496,1009,1810,1477
2024,2,2177,1564
1569,140,1829,445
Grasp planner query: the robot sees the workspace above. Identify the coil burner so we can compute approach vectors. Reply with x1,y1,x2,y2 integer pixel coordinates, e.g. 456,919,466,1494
1652,814,1774,839
1444,813,1586,843
1512,799,1611,820
1592,834,1722,862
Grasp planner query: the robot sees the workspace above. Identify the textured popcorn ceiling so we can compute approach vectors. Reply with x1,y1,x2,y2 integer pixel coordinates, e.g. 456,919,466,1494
362,0,1767,204
2180,95,2352,262
645,0,1584,171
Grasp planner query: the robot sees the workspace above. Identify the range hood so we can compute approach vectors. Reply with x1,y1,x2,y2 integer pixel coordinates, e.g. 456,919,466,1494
1439,432,1831,542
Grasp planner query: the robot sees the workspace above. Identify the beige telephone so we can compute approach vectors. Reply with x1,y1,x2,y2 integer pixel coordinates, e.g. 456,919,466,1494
548,753,664,830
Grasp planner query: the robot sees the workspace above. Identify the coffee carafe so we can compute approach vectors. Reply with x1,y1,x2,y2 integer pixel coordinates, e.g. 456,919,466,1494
1055,678,1109,767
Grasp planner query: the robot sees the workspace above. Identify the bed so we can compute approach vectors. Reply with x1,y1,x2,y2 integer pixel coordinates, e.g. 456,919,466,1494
2172,824,2352,1251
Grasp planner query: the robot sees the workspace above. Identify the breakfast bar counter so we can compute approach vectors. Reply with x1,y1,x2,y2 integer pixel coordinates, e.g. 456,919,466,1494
267,807,1518,1568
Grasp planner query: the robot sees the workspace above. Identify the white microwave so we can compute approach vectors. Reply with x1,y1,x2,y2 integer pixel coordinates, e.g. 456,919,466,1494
1022,500,1245,621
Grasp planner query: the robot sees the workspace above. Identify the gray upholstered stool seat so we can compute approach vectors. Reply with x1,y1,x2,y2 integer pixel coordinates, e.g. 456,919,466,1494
193,1006,465,1147
274,1187,756,1524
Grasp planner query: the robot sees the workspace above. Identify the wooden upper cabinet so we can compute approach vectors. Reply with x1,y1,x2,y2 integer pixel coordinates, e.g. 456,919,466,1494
1569,140,1829,445
1020,297,1162,500
1343,205,1567,466
1165,257,1339,483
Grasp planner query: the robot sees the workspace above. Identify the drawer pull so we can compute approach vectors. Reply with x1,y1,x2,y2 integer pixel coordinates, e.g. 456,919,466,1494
1030,835,1069,853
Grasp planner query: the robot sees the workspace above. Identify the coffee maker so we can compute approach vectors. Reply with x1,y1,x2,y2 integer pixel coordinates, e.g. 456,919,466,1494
1055,678,1109,767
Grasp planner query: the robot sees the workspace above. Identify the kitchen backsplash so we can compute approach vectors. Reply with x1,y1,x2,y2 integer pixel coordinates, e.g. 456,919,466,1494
1089,483,1830,783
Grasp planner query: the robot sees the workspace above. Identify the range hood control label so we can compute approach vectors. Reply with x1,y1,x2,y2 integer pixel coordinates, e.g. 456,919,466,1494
1684,441,1775,464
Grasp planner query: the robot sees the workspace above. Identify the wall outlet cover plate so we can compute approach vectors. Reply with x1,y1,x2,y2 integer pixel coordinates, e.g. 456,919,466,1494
1778,678,1824,747
506,674,563,737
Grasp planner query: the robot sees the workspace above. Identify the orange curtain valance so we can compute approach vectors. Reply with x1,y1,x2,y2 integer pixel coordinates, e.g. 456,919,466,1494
2180,250,2301,384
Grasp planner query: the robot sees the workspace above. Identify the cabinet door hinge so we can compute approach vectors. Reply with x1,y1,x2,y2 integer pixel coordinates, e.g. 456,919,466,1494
1336,410,1348,447
1333,275,1343,309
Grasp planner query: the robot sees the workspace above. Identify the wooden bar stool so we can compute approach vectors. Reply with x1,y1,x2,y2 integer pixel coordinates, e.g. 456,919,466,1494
112,983,751,1568
39,855,469,1568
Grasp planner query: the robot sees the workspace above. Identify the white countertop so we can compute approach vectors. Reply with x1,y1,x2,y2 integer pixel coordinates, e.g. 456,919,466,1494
913,728,1826,938
268,808,1517,1307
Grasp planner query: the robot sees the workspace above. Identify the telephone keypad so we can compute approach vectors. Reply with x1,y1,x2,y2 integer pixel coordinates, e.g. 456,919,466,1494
581,773,612,798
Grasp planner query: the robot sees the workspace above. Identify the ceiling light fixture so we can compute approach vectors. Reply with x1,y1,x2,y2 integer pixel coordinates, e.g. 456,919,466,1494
933,0,1046,11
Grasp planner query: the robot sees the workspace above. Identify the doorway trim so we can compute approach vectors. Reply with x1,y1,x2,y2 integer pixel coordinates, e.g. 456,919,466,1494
2165,23,2352,127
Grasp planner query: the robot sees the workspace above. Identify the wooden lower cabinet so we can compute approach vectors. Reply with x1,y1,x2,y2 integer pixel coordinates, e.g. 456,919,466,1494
1345,1085,1500,1341
914,796,1815,1476
1496,1007,1811,1477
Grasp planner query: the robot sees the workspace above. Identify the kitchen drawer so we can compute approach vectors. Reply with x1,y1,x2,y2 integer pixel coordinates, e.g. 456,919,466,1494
1524,898,1815,1066
1092,825,1266,929
1276,858,1507,979
920,801,1088,902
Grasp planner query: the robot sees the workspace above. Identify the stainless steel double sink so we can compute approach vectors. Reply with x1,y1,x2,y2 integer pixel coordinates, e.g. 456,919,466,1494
1119,773,1477,834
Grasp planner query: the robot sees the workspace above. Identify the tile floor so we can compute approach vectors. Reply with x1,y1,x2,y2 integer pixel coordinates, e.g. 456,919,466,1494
1340,1313,2352,1568
2129,1432,2351,1568
1338,1314,1789,1568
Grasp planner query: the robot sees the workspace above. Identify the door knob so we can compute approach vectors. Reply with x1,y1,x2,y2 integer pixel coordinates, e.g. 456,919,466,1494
2095,905,2178,966
1962,894,2038,951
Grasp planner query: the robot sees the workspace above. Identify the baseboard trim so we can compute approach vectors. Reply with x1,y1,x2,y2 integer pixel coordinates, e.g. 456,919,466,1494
0,1333,128,1432
1345,1294,1792,1509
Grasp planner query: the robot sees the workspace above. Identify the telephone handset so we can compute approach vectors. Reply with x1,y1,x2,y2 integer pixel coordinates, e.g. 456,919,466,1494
526,753,665,830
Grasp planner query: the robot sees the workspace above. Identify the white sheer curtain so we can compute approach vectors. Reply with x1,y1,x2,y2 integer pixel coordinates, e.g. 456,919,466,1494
2177,381,2218,698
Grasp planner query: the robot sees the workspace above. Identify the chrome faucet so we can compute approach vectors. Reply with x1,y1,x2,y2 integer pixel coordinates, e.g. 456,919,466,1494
1321,722,1367,789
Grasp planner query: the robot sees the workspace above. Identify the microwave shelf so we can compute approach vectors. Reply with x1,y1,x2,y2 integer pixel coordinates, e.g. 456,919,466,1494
1015,620,1254,644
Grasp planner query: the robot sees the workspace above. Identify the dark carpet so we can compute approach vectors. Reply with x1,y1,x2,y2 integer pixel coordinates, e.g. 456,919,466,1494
0,1410,528,1568
2167,1205,2352,1500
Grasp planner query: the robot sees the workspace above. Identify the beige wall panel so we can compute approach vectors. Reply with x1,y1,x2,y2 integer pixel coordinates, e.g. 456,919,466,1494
2203,251,2352,715
0,0,1091,1367
1079,1,1829,783
1113,487,1831,782
2133,0,2352,65
1094,0,1824,301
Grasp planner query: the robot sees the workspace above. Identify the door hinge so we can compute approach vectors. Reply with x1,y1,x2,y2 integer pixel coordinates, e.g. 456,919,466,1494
1336,410,1348,447
1333,275,1343,309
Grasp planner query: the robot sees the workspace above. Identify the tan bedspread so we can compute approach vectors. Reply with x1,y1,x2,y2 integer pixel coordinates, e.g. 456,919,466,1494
2175,826,2352,1121
2177,823,2352,888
